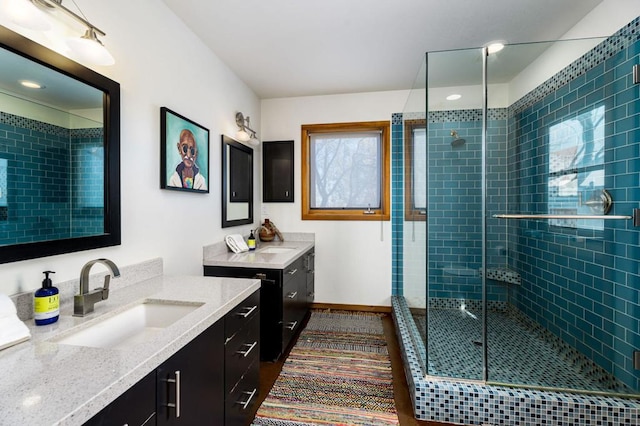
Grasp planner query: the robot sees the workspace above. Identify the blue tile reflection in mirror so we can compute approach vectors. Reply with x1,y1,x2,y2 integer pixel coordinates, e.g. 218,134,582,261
0,158,6,221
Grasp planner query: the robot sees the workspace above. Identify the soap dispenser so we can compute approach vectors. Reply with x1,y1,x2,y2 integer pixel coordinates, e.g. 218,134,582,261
248,230,256,251
34,271,59,325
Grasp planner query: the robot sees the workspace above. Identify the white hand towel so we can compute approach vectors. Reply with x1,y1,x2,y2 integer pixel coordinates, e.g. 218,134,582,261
0,294,31,351
0,316,31,351
0,293,17,319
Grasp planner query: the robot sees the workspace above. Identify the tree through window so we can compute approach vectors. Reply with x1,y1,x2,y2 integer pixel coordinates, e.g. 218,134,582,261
301,121,390,221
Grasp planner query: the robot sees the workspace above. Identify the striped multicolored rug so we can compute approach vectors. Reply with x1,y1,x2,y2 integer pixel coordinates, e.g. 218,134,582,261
253,310,399,425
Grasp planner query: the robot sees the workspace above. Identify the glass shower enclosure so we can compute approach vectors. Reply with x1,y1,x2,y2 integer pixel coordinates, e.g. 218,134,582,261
402,34,640,396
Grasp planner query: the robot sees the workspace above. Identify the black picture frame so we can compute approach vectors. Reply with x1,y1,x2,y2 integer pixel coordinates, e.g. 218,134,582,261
160,107,210,193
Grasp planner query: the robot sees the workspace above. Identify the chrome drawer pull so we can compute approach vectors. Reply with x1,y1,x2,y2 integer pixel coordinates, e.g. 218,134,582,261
287,268,298,275
166,370,181,418
286,291,297,299
236,305,257,318
285,320,297,330
237,388,257,410
236,341,258,358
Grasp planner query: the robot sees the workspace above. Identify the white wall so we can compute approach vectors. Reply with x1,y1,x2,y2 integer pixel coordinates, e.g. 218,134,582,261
0,0,260,295
261,91,409,307
509,0,640,104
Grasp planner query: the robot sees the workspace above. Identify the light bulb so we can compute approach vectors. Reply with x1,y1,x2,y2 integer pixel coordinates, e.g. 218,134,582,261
8,0,52,31
236,129,250,142
66,28,115,66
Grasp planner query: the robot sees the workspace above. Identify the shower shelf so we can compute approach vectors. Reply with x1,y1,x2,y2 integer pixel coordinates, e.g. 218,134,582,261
493,208,640,226
480,267,521,285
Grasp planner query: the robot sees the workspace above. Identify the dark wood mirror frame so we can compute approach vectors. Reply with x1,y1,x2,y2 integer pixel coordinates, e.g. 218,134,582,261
221,135,253,228
0,26,121,264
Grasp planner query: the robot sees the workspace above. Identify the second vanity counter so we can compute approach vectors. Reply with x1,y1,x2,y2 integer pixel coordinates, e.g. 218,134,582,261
0,274,259,426
203,235,315,361
203,238,315,269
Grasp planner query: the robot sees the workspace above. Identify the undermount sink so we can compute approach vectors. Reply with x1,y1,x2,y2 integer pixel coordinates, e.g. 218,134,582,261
258,246,296,254
54,300,203,349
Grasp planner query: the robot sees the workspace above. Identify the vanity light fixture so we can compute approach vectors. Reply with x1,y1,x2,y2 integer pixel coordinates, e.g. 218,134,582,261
235,112,260,146
9,0,115,66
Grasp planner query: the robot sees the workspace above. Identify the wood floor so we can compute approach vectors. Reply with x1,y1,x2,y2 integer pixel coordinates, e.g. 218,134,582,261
250,312,455,426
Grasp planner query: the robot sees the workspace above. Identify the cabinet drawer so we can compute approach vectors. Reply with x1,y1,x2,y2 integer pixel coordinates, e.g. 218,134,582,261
283,256,304,284
225,358,259,426
282,275,299,307
225,315,260,394
225,289,260,339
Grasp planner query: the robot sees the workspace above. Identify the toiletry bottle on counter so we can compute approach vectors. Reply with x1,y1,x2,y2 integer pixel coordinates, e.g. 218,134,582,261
34,271,59,325
248,230,256,251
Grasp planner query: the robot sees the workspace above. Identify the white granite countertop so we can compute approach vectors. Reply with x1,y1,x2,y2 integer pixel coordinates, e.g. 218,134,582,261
203,235,315,269
0,274,260,426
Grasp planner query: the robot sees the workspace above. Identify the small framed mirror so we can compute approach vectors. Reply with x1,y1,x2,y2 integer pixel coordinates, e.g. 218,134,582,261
221,135,253,228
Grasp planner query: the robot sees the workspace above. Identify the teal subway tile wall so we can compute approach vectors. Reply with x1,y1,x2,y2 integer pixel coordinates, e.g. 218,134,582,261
0,112,104,245
507,28,640,391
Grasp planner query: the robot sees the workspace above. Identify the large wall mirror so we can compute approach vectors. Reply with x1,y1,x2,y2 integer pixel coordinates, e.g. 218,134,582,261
0,26,121,264
221,135,253,228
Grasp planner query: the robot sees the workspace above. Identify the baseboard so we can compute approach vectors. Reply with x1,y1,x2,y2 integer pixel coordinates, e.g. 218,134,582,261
311,302,392,314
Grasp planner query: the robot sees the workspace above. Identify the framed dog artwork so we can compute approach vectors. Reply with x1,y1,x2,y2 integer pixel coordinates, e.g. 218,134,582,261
160,107,210,193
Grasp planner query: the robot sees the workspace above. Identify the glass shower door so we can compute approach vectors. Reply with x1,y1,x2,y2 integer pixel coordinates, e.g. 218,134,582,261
424,47,485,381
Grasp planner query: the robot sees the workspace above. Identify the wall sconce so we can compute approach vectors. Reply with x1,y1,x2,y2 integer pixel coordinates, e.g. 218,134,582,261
8,0,115,66
235,112,259,146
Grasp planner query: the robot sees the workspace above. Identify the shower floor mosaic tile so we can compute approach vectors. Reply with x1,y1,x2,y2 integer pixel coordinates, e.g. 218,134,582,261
391,296,640,425
412,306,634,394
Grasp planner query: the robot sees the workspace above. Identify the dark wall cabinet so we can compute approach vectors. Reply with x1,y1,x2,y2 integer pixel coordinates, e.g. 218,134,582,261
86,290,260,426
262,140,294,202
204,247,314,362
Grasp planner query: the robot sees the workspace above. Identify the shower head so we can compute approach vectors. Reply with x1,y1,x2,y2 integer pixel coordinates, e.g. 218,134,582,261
450,130,466,147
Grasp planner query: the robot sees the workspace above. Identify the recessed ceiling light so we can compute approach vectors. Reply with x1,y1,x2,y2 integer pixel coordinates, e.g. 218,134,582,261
20,80,45,89
487,42,505,55
446,94,462,101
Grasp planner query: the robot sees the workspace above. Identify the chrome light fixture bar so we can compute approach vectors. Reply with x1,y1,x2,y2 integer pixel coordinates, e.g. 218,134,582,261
34,0,106,37
12,0,115,65
235,112,259,146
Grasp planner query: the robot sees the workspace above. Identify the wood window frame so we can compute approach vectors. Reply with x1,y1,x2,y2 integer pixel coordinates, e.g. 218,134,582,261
301,121,390,221
404,119,426,221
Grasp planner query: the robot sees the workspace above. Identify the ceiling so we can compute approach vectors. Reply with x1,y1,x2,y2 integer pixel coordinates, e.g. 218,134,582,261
162,0,604,99
0,46,103,111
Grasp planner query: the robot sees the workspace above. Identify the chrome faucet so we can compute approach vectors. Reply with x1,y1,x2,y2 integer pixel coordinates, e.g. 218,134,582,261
73,258,121,316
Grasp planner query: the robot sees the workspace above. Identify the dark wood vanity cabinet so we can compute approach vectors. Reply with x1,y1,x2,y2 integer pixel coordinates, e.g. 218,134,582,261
156,320,224,425
224,289,260,425
204,247,314,362
262,140,294,202
86,290,261,426
305,249,315,305
84,371,156,426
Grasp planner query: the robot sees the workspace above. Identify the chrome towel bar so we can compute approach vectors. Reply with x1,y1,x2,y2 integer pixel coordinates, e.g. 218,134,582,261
493,208,640,226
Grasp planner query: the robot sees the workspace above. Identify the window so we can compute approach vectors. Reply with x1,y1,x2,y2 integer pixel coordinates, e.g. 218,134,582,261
404,119,426,221
301,121,390,221
548,106,605,230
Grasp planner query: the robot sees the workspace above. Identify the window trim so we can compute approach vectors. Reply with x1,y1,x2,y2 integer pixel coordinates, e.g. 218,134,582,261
404,119,426,221
301,121,390,221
